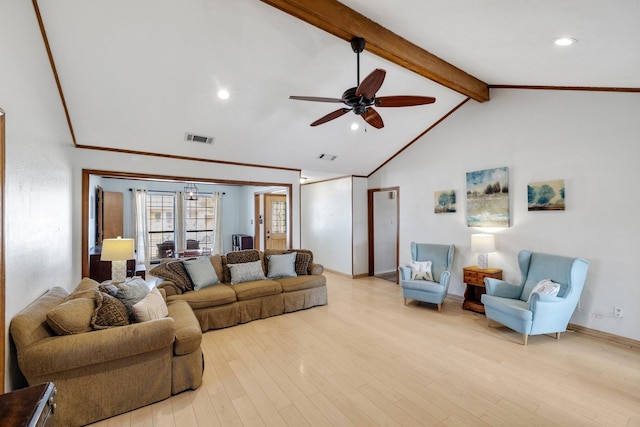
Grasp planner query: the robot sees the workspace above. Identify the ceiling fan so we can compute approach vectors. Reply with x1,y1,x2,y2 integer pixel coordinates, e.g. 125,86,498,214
290,37,436,129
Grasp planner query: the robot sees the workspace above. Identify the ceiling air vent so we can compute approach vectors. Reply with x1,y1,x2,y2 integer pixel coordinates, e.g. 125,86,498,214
318,153,337,161
185,133,215,144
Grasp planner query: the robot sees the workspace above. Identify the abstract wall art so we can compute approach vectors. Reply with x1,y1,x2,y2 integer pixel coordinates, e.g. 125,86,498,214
466,167,510,227
434,190,456,213
528,179,565,211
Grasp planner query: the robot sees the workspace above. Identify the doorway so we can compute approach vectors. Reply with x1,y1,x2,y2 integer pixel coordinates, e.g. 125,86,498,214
264,193,287,250
368,187,399,283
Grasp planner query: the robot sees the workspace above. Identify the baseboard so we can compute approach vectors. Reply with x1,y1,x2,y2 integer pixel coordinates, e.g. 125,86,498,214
352,273,369,279
567,323,639,349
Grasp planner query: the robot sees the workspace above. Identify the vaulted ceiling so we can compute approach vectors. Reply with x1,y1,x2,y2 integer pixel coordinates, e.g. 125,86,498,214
35,0,640,182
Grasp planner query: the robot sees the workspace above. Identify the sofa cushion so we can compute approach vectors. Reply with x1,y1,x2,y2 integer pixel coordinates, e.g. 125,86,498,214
63,277,101,302
115,278,150,319
231,279,282,301
184,257,219,290
167,260,195,291
275,274,326,292
149,261,193,292
132,287,169,322
167,300,202,356
92,291,130,329
267,252,297,279
167,283,237,309
226,249,260,264
228,260,267,284
264,249,313,275
46,297,95,335
293,252,311,276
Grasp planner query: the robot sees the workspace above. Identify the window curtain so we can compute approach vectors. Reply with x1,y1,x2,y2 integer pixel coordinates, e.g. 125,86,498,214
133,189,149,267
175,192,186,253
211,192,223,255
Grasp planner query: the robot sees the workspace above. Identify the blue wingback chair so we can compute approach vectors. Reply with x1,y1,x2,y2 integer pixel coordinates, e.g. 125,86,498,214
399,242,455,312
481,250,589,345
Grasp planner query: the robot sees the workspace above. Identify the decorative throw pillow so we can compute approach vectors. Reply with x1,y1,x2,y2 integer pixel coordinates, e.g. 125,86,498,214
46,297,95,335
267,252,298,278
226,249,260,264
167,260,195,291
149,261,191,291
115,278,150,318
183,257,219,290
228,260,267,284
409,260,433,281
132,287,168,322
293,252,311,276
528,279,561,302
92,291,130,330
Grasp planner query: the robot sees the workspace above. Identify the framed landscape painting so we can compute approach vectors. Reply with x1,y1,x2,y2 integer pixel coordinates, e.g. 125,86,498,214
434,190,456,213
528,179,565,211
466,167,510,227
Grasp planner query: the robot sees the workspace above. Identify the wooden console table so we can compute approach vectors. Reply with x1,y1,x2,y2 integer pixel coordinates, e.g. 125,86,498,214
0,382,56,426
462,266,503,313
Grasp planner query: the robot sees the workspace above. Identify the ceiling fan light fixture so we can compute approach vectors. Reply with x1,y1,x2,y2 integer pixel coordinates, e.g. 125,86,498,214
553,37,577,46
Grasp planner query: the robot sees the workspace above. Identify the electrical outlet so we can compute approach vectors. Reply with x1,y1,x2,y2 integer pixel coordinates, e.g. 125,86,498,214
614,306,623,318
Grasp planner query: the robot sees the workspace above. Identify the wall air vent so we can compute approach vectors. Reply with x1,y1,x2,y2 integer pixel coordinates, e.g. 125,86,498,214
318,153,337,161
185,133,215,144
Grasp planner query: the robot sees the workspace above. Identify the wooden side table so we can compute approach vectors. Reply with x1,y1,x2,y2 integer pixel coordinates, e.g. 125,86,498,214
462,266,503,313
0,382,56,426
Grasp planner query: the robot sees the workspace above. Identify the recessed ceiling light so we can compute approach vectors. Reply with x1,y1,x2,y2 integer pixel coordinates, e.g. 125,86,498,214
350,122,359,131
553,37,577,47
217,89,230,99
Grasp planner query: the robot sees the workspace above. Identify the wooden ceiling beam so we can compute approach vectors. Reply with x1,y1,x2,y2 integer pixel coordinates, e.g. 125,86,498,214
260,0,490,102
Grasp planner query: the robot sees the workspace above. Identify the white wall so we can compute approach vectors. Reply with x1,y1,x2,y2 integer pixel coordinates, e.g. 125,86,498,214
2,0,76,389
301,177,353,275
369,88,640,341
352,177,369,276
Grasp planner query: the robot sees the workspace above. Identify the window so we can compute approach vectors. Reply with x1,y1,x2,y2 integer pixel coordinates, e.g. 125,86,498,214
147,192,175,259
185,195,213,252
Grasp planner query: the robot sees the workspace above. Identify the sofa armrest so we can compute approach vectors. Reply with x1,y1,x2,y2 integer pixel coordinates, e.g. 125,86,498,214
310,263,324,275
167,300,202,355
484,278,522,299
156,279,183,297
18,317,175,378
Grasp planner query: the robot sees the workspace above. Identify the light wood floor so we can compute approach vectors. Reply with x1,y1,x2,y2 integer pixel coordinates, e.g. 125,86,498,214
91,272,640,427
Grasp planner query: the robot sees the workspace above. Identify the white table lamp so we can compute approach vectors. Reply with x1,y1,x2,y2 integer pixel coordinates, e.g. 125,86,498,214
471,234,495,270
101,237,135,283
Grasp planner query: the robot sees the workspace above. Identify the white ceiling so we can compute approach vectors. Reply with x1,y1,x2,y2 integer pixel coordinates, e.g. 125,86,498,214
37,0,640,182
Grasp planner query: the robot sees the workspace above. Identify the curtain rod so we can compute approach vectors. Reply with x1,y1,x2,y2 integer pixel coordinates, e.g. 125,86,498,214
128,188,225,195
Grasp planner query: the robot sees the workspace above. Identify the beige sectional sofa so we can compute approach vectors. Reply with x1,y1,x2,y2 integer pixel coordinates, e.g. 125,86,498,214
10,278,203,427
152,249,327,332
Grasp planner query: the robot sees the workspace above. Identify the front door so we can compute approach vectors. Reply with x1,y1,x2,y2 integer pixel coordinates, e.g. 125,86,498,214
264,194,287,249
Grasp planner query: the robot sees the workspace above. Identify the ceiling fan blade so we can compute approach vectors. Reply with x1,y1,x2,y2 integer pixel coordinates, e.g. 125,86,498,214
310,108,351,126
375,95,436,107
356,68,386,99
362,108,384,129
290,96,345,103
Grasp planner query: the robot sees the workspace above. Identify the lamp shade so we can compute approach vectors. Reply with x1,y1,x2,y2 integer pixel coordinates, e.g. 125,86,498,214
101,237,135,261
471,234,495,253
